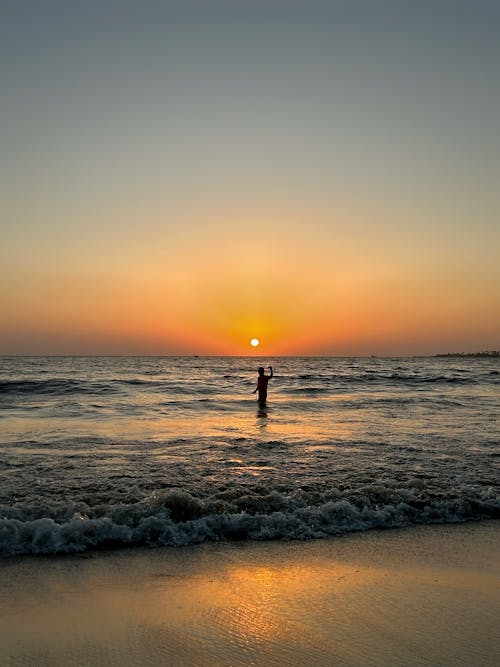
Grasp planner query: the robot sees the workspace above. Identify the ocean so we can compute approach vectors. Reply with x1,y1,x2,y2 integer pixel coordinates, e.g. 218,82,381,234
0,356,498,557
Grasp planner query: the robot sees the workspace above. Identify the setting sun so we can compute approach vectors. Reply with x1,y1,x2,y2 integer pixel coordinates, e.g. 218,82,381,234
250,338,260,347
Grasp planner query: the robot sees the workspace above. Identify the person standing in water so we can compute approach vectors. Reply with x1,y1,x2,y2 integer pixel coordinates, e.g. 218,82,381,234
253,366,273,404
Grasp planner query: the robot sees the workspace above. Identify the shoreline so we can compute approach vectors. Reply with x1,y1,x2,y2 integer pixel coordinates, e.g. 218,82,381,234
1,521,499,666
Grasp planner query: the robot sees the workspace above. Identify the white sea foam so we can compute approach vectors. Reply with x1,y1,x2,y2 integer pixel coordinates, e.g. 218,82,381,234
1,486,498,556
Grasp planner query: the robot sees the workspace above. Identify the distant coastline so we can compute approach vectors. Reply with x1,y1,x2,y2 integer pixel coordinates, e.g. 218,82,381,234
434,350,499,358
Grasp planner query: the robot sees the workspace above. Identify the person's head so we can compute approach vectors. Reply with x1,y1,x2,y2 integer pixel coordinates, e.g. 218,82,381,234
258,367,265,376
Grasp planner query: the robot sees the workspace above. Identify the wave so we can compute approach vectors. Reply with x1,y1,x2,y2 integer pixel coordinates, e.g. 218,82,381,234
0,378,213,397
0,379,119,396
1,484,498,557
348,372,478,385
282,372,495,390
0,378,164,395
287,387,330,394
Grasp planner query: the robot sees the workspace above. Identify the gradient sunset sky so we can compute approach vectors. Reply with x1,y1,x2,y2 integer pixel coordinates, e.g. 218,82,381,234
1,1,499,356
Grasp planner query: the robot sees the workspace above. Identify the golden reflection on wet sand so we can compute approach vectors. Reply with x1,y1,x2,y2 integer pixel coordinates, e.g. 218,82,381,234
0,523,498,666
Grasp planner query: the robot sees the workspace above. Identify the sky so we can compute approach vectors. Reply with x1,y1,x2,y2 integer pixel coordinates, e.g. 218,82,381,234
1,0,499,356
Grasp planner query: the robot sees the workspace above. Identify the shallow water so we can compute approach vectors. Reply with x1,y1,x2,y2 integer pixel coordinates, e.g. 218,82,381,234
0,356,498,555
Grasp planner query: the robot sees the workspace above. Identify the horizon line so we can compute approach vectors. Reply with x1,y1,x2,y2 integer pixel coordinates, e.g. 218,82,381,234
1,352,497,359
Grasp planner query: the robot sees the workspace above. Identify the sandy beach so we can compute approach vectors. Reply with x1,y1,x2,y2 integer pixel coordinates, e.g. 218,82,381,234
0,520,498,666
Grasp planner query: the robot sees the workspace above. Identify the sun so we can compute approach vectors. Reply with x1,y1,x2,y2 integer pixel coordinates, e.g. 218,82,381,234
250,338,260,347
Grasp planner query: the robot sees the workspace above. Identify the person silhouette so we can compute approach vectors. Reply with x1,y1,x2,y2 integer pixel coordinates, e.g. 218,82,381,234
252,366,273,404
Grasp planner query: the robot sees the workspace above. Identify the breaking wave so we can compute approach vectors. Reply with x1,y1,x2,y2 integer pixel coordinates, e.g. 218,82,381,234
1,484,498,557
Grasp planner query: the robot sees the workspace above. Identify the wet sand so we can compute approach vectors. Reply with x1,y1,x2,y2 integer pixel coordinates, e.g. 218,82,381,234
1,521,499,666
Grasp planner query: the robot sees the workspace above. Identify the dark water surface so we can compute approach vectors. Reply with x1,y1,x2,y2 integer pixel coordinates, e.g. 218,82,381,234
0,356,498,556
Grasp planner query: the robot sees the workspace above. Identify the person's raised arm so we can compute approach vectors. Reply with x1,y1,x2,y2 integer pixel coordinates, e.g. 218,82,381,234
268,365,273,378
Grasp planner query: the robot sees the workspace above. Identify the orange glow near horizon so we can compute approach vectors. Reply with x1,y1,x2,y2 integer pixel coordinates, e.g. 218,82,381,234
1,205,499,355
2,211,498,357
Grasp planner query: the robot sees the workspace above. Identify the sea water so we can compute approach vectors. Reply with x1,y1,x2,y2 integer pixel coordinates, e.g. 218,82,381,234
0,356,498,556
